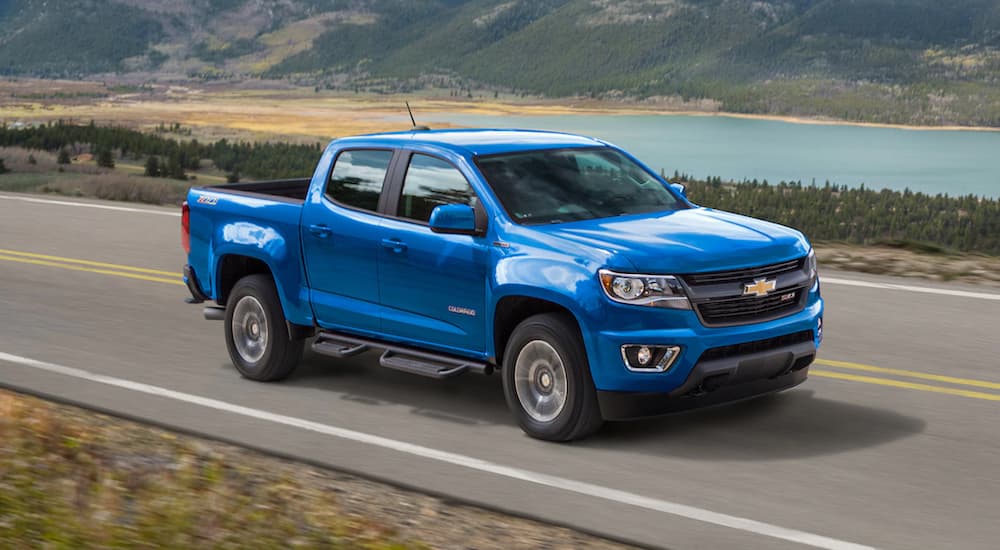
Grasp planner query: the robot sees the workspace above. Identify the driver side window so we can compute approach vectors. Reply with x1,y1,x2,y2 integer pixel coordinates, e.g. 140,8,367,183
397,154,477,223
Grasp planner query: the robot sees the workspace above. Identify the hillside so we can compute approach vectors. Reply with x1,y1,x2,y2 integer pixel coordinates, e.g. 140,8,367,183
1,0,999,126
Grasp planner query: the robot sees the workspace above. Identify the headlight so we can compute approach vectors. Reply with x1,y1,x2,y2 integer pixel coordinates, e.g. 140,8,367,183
807,248,818,283
598,270,691,309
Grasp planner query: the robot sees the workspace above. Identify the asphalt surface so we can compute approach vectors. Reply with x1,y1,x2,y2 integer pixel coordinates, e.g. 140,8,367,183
1,193,998,550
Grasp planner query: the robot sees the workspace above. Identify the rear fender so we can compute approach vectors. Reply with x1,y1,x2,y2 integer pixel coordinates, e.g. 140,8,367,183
210,221,312,325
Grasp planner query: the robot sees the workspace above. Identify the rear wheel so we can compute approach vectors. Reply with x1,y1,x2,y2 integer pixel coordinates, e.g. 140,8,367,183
502,313,603,442
224,274,303,381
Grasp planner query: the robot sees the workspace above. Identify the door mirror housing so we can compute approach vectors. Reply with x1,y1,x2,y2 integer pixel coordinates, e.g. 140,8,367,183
429,204,479,235
670,182,687,199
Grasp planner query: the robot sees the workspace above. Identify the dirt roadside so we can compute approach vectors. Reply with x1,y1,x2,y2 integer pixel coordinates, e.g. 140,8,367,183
814,243,1000,288
0,389,634,550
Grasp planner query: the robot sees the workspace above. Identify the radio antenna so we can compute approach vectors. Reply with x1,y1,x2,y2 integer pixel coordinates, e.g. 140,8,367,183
405,102,430,131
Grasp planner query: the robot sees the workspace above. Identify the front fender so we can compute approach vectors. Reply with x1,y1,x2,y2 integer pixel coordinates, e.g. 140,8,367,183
489,255,606,361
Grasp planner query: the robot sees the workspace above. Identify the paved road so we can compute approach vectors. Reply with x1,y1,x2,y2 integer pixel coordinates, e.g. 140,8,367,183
1,193,998,550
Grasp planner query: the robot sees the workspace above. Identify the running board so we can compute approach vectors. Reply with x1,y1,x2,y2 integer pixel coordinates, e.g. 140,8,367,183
311,331,492,379
203,306,226,321
311,333,370,358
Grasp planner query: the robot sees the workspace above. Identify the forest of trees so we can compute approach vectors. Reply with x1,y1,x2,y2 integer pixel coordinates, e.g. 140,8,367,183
0,121,321,180
680,176,1000,256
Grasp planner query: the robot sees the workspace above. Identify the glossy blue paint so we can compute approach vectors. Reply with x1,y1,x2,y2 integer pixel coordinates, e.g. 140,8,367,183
186,128,823,394
300,194,384,333
428,204,477,234
379,215,489,354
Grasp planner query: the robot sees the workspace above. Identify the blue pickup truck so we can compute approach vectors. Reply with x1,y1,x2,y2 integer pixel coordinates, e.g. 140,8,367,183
182,129,823,441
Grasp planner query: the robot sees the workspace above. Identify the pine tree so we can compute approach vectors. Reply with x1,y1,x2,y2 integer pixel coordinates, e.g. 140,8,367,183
144,156,161,177
226,170,240,183
166,154,186,180
0,158,7,174
57,148,71,165
97,148,115,168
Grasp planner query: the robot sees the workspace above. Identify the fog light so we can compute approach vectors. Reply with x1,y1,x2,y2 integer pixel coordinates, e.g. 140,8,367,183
621,345,681,372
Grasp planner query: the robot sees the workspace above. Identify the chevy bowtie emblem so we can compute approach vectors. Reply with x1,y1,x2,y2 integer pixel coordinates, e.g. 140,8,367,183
743,278,777,297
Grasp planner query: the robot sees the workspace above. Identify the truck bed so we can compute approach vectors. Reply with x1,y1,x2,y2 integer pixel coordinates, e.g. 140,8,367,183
205,178,311,202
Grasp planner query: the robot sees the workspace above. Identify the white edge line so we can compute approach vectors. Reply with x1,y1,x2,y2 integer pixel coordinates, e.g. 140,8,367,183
0,351,873,550
0,194,181,217
821,276,1000,301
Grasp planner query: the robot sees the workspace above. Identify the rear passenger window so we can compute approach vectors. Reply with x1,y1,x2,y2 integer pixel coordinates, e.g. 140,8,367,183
398,154,477,223
326,149,393,212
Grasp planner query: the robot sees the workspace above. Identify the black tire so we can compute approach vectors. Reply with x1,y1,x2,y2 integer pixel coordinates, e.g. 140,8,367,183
224,274,303,382
502,313,603,442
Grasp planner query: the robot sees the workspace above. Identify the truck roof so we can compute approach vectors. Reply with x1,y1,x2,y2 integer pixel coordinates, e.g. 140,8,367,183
334,128,607,156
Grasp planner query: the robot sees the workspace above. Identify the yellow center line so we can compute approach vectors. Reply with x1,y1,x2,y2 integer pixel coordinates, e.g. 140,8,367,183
2,247,998,403
811,370,1000,401
0,248,182,277
0,254,183,285
815,358,1000,390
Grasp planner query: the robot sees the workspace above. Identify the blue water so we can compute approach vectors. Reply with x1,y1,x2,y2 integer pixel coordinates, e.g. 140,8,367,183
426,113,1000,198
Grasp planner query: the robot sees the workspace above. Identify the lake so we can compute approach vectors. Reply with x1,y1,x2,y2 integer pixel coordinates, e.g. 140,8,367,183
426,112,1000,198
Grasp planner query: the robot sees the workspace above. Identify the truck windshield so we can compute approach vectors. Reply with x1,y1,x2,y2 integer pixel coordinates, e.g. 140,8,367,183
476,147,683,224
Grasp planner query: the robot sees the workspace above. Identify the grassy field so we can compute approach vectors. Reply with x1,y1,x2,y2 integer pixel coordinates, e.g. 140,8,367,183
4,79,996,149
0,147,200,204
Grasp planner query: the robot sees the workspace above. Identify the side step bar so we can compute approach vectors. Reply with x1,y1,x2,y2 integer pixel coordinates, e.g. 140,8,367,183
311,333,370,358
311,332,492,379
203,306,226,320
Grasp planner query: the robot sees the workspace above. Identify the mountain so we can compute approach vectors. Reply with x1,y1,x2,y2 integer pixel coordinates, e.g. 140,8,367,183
2,0,999,125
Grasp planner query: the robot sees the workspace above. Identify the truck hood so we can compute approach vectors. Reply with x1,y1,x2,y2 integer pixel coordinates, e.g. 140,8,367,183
536,207,810,274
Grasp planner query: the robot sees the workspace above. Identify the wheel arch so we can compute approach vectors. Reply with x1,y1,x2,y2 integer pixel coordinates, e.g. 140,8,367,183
492,292,587,367
215,253,273,307
215,253,314,340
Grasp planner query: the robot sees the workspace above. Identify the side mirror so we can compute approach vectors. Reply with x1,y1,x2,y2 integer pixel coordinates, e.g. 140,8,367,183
670,182,687,199
429,204,478,235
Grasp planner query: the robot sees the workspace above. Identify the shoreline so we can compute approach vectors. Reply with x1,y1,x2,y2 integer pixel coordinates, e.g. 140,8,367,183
3,77,999,134
368,96,1000,133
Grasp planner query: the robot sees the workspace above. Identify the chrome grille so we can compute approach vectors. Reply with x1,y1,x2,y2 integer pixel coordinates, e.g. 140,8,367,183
681,258,803,286
696,288,804,326
680,256,811,326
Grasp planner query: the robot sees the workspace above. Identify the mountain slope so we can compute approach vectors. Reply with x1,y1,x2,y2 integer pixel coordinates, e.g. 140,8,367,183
1,0,998,125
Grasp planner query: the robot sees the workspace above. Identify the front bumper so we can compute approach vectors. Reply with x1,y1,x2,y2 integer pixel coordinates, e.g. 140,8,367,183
596,341,814,420
584,279,823,394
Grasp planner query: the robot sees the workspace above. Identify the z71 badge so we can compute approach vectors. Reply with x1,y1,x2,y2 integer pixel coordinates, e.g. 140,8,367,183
196,195,218,206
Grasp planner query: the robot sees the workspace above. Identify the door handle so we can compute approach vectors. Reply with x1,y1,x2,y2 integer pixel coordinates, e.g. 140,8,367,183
308,224,332,238
381,238,407,253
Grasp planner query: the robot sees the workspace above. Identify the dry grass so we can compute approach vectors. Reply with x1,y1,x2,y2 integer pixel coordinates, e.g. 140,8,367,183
815,243,1000,287
0,390,631,550
0,147,193,205
0,390,418,549
0,171,190,204
2,79,997,148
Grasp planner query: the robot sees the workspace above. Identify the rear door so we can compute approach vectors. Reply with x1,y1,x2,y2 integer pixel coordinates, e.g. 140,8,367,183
378,152,489,354
300,148,395,332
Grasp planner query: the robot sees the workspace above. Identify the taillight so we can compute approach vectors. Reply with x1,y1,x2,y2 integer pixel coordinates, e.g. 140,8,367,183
181,201,190,254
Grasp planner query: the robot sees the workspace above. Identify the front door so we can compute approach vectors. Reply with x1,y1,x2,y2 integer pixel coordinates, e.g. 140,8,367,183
301,148,394,333
378,153,489,355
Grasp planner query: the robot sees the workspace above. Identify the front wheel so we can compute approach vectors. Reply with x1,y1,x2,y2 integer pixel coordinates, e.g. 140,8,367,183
502,313,603,442
224,274,303,381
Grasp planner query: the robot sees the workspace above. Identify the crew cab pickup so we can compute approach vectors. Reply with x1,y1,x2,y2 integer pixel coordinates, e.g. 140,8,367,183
182,129,823,441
